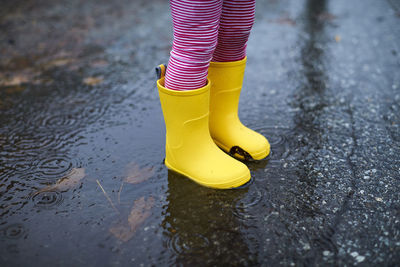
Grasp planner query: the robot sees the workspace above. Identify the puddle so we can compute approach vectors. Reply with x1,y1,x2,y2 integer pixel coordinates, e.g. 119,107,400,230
0,0,399,265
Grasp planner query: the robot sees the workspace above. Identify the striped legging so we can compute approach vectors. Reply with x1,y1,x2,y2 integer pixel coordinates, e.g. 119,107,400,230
164,0,256,91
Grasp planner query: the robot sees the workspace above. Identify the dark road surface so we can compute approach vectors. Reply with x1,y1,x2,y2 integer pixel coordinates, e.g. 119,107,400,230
0,0,399,265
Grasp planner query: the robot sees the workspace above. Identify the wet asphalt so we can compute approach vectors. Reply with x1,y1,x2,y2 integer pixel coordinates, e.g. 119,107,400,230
0,0,399,266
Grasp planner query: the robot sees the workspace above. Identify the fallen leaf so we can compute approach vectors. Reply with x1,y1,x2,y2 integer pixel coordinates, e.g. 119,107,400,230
53,168,86,191
124,162,154,184
128,196,154,228
335,35,341,42
33,168,86,195
109,224,134,242
0,74,31,86
83,76,103,86
31,77,54,86
43,58,74,68
110,196,155,242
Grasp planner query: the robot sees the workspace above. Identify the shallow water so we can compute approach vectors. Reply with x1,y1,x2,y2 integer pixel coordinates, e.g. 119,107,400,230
1,0,399,265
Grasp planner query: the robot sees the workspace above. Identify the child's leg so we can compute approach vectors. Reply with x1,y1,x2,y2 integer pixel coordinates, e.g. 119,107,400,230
165,0,223,91
157,0,251,188
212,0,256,62
208,0,270,160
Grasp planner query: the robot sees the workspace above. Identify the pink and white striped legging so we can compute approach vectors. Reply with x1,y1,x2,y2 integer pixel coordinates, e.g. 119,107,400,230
164,0,256,91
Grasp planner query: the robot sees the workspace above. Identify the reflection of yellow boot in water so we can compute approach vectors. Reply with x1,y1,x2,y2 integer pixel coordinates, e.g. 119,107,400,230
208,57,270,160
156,65,250,189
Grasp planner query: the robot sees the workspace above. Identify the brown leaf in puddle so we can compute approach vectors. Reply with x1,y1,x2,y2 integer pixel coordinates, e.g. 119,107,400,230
335,35,341,42
124,162,154,184
52,168,86,191
33,168,86,195
110,196,155,242
128,196,154,228
0,74,31,86
43,58,75,68
109,224,134,243
31,77,54,86
83,76,103,86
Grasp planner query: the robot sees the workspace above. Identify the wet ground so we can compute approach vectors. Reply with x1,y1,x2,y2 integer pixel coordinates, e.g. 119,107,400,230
1,0,399,265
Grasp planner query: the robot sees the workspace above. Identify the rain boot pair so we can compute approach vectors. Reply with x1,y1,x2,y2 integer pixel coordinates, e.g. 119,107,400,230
157,57,270,189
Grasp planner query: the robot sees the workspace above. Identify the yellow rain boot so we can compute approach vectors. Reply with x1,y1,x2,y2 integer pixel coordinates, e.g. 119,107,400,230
156,65,250,189
208,57,270,160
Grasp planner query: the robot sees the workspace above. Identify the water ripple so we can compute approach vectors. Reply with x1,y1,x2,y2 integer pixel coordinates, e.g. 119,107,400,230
2,132,63,158
233,187,264,221
40,113,79,129
260,130,286,147
168,233,210,255
2,223,26,239
255,126,295,162
33,155,81,181
31,191,63,209
14,134,55,151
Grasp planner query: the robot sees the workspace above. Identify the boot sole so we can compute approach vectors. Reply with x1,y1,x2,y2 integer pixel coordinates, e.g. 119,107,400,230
164,159,250,189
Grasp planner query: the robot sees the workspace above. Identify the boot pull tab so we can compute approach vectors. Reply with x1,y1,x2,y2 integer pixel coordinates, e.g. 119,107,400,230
155,64,167,79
